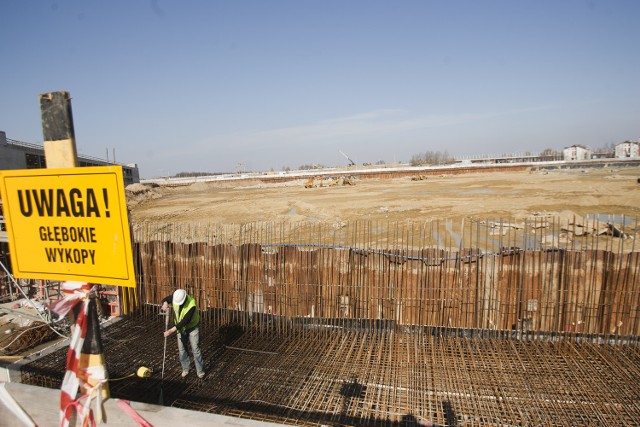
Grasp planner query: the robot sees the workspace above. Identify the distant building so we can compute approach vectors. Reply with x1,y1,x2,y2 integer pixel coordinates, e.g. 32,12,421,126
563,144,592,161
614,140,640,158
0,130,139,185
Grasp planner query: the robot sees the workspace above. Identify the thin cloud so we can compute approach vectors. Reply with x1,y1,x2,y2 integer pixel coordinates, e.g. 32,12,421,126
320,109,408,124
198,110,469,150
145,104,561,175
177,105,560,165
213,106,558,149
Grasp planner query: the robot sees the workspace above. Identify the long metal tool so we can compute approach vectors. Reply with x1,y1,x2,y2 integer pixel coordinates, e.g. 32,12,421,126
158,307,170,405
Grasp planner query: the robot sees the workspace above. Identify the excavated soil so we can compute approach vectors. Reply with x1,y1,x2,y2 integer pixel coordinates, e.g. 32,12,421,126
127,166,640,226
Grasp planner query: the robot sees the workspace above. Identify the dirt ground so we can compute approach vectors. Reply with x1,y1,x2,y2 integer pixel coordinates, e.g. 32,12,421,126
127,166,640,228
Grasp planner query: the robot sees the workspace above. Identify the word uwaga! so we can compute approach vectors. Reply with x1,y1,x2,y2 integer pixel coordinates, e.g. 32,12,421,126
17,188,111,218
17,188,112,266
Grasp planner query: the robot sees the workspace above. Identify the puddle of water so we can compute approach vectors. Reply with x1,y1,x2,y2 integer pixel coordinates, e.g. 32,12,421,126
432,230,443,248
445,221,462,247
457,189,496,195
432,221,463,248
585,214,636,226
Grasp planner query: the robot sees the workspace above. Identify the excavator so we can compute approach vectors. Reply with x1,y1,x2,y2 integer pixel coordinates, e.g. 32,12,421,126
304,176,323,188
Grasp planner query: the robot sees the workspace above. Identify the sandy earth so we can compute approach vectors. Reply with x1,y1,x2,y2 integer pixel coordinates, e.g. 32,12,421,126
127,166,640,228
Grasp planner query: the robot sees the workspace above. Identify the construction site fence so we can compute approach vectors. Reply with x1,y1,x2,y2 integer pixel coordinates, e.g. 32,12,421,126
130,216,639,343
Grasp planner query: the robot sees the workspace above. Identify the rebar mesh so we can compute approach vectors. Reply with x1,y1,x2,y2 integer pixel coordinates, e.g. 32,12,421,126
20,310,640,426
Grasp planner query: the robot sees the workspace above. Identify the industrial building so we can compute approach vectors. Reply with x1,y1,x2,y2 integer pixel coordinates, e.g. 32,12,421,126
0,130,140,185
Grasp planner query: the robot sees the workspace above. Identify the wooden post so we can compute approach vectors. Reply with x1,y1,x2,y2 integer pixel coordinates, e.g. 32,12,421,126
40,90,81,326
39,91,79,168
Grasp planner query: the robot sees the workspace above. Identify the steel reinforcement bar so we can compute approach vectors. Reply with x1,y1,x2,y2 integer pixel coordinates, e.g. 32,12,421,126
20,310,640,426
132,216,640,340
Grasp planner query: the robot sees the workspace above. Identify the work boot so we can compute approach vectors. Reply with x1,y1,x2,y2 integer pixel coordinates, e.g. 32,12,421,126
181,370,189,378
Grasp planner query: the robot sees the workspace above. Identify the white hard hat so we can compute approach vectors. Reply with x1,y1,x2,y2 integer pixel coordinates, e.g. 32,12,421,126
173,289,187,305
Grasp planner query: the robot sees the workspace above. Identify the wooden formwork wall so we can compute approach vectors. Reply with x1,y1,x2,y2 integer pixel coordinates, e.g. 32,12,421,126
134,231,640,337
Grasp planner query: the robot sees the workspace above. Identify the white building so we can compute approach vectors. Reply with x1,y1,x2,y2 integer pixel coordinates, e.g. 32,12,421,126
614,140,640,158
563,144,592,161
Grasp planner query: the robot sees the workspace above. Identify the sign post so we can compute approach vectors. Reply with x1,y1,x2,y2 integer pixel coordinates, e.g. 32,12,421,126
26,91,116,424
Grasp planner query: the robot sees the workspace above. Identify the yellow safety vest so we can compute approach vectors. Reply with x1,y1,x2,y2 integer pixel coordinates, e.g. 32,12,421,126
172,295,200,332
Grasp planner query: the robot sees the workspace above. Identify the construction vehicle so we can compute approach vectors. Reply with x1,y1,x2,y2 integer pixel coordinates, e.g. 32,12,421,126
328,176,356,186
339,150,356,166
304,176,323,188
305,175,355,188
327,177,342,186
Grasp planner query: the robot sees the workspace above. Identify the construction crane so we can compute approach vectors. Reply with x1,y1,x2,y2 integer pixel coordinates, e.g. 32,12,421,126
339,150,356,166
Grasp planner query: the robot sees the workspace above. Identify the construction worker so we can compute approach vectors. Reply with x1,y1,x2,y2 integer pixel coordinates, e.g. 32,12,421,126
161,289,205,379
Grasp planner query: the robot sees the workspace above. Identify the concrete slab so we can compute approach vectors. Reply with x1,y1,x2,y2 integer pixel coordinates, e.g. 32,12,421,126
0,382,285,427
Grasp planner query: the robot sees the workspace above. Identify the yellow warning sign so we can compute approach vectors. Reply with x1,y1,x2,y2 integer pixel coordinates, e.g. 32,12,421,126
0,166,135,287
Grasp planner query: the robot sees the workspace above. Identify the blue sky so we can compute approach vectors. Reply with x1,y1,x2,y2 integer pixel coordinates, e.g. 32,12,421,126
1,1,639,178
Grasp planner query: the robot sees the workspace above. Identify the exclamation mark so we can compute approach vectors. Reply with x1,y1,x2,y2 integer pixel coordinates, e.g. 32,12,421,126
103,188,110,218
